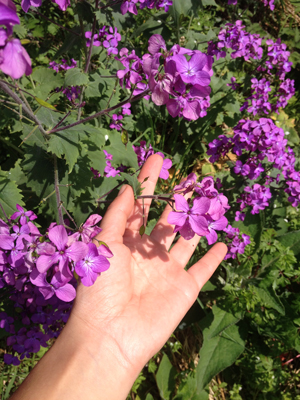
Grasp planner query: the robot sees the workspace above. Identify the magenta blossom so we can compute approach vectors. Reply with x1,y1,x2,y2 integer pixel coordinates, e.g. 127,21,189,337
10,204,37,226
172,53,211,86
167,194,210,240
156,152,172,180
30,269,76,302
36,225,88,281
75,243,110,286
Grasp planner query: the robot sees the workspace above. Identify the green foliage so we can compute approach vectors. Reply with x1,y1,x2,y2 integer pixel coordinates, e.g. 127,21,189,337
1,0,300,399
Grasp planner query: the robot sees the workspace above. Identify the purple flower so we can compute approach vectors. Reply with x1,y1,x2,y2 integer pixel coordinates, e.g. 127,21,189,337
205,216,228,245
167,194,210,240
21,0,41,12
172,53,211,86
4,353,20,366
156,152,172,180
120,0,138,14
53,0,70,11
77,214,102,244
0,0,20,30
75,243,110,286
11,204,37,226
0,38,32,79
30,269,76,302
36,225,88,280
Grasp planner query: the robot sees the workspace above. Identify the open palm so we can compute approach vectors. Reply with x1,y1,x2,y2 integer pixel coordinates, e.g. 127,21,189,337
71,154,227,370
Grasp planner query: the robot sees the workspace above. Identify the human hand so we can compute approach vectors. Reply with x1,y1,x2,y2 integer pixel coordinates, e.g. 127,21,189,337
11,154,227,400
71,154,227,370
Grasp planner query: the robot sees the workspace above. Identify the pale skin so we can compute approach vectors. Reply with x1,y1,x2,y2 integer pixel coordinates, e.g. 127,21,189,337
11,154,227,400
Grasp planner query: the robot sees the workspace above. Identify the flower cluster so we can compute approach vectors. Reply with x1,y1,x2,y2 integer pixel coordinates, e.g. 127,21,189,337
207,117,299,213
109,103,131,131
21,0,70,12
117,34,213,121
208,21,295,116
49,59,81,102
120,0,173,15
223,225,251,260
167,174,229,244
0,0,32,79
85,26,122,56
133,141,172,180
0,205,112,364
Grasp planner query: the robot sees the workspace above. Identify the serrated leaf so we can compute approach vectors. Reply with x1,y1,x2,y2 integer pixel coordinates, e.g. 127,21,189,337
64,68,89,87
156,353,176,400
35,108,60,130
105,131,139,169
31,67,64,95
120,173,141,199
0,170,24,219
48,128,80,172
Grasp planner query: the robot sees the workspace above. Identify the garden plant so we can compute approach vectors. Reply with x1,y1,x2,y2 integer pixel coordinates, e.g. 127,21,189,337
1,0,300,398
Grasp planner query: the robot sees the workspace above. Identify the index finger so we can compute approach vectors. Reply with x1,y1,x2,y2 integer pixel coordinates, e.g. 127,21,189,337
126,154,163,232
96,184,134,243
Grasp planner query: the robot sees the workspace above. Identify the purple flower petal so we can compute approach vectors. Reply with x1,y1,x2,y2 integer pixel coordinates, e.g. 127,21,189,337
174,194,190,212
48,225,68,251
65,241,88,263
55,283,76,302
191,197,211,215
167,211,187,227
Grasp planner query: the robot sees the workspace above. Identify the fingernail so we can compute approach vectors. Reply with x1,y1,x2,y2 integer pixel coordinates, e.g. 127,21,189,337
118,185,127,196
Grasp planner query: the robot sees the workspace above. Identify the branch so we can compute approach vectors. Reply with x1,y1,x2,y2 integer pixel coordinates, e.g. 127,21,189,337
53,155,64,226
0,81,48,138
49,89,151,134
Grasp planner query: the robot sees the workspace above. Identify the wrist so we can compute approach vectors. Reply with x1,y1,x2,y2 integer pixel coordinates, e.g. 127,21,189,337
11,313,142,400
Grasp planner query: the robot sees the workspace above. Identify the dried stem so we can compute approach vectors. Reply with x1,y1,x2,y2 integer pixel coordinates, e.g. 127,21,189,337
53,155,64,226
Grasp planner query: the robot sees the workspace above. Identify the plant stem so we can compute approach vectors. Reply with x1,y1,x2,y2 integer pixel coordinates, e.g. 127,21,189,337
49,89,150,134
0,81,48,138
53,155,64,226
84,0,99,74
0,202,10,222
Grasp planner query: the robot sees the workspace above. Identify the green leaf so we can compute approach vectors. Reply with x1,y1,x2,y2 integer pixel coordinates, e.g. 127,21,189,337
156,353,177,400
64,68,89,87
253,287,285,315
145,394,155,400
31,67,64,95
133,19,163,37
174,375,209,400
277,230,300,257
34,97,57,111
35,108,60,130
201,280,216,292
47,128,80,172
201,0,217,6
0,170,24,219
105,131,139,170
205,305,241,340
233,211,262,249
120,173,142,199
196,324,245,392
